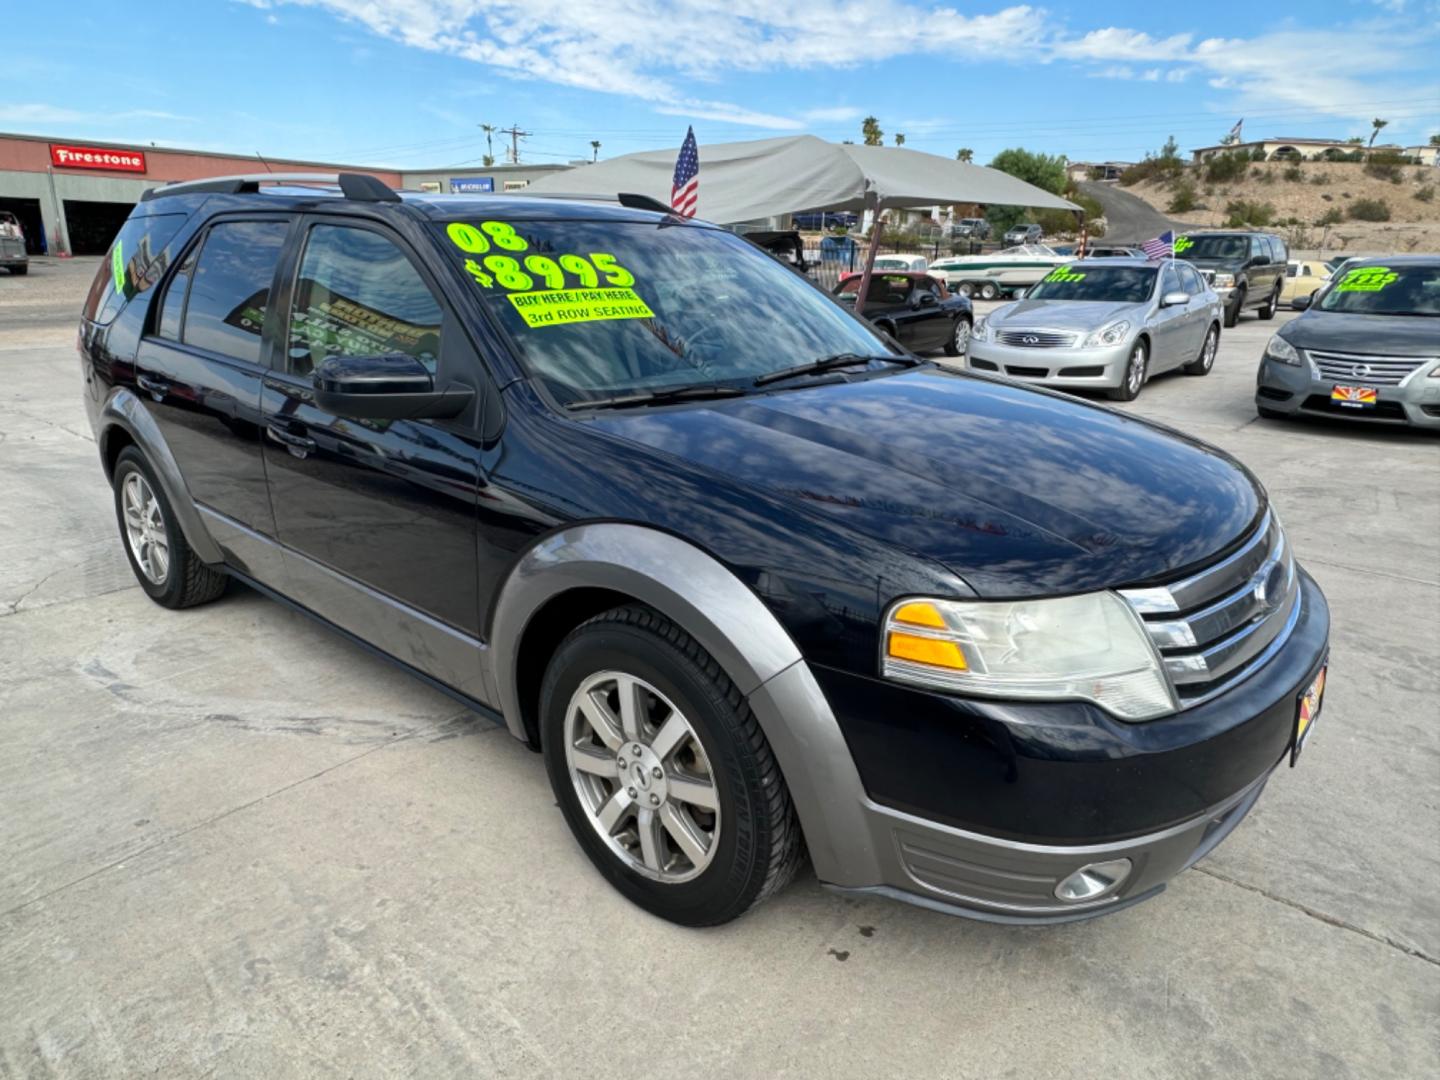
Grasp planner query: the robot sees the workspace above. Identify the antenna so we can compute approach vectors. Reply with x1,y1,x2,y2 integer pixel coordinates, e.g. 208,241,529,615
499,123,531,165
254,151,275,173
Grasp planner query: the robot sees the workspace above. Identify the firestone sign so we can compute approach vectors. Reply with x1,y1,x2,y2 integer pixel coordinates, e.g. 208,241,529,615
50,144,147,173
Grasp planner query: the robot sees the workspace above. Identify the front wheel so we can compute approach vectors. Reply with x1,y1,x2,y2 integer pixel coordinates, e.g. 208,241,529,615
1184,325,1218,376
978,282,999,300
1258,286,1280,320
1223,289,1245,328
955,281,974,298
944,317,972,357
541,606,805,926
1107,339,1149,401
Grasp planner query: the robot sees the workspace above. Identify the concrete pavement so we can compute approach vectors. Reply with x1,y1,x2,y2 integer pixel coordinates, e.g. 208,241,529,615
2,258,1437,1078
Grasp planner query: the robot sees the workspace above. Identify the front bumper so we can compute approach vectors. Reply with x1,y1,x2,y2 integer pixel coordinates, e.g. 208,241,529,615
1257,355,1440,428
967,337,1131,389
754,569,1329,924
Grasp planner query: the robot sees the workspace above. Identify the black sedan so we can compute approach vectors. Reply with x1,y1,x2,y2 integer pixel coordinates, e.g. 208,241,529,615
833,271,973,356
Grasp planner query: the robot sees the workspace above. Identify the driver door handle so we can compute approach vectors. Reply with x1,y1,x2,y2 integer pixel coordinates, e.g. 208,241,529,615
136,373,169,398
267,423,317,455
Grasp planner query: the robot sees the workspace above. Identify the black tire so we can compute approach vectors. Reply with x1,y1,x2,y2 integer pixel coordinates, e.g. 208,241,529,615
1183,324,1219,376
112,446,227,609
1223,288,1245,328
955,281,974,298
1107,339,1149,401
1258,286,1280,320
1256,405,1289,420
944,316,972,357
978,282,999,300
8,265,28,275
540,605,805,927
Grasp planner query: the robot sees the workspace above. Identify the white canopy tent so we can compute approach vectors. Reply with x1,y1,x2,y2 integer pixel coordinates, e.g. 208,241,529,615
526,135,1080,312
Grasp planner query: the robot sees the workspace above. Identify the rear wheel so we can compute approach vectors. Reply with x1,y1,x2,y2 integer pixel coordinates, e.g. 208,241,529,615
1258,286,1280,320
1107,339,1149,402
944,317,972,357
955,281,974,298
1184,325,1218,376
112,447,227,608
541,606,804,926
978,282,998,300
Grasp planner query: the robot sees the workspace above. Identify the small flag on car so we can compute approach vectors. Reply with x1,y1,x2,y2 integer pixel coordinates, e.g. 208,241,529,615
671,126,700,218
1142,230,1175,261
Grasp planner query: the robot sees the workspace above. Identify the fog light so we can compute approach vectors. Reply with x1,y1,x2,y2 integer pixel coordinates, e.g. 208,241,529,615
1054,858,1133,903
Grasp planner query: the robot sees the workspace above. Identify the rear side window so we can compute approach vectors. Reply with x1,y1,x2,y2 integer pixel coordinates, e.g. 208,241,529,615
156,245,198,341
181,220,289,365
82,213,187,325
1178,264,1204,293
286,224,444,376
1270,236,1288,263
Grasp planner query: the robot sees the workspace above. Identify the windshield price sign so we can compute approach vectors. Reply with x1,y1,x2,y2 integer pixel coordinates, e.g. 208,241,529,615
1335,266,1398,292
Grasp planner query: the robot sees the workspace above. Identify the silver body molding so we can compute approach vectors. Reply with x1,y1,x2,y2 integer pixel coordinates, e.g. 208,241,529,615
97,388,225,565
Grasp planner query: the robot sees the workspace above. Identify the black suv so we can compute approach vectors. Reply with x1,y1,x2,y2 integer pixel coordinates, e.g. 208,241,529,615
80,174,1330,927
1174,230,1287,327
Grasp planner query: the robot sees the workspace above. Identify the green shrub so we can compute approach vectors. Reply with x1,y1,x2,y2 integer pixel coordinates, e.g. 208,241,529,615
1316,208,1344,225
1250,147,1268,161
1167,182,1199,213
1347,198,1391,222
1416,185,1435,203
1203,151,1250,184
1310,173,1329,185
1225,199,1276,227
1364,153,1405,182
1283,165,1303,182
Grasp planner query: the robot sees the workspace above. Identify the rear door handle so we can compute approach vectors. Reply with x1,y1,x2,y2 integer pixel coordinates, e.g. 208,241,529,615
266,423,317,455
136,373,169,398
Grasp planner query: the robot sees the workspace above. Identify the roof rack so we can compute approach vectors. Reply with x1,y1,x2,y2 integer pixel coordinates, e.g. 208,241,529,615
140,172,400,204
477,190,678,216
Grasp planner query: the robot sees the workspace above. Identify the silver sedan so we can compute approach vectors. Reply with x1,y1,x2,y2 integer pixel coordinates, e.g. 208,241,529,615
966,258,1223,401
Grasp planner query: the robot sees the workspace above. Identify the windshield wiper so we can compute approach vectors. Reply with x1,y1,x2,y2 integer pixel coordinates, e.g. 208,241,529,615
565,383,750,411
753,353,921,387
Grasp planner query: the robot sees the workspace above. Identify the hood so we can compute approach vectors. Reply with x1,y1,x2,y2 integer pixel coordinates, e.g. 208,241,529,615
1282,310,1440,356
591,369,1261,597
991,298,1144,331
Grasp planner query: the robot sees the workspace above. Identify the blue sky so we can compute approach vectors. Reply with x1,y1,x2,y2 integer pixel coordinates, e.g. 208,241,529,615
2,1,1436,169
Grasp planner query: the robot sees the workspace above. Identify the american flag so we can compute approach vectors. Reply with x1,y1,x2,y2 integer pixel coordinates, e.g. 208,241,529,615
1142,230,1175,261
671,126,699,217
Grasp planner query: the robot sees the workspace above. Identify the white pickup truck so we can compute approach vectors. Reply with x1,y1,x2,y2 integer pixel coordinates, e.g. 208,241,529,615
1,211,29,275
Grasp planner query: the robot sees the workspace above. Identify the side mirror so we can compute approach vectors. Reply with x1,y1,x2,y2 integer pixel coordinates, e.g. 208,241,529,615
913,292,939,308
1012,287,1029,300
1160,291,1191,307
312,353,474,421
1291,294,1312,311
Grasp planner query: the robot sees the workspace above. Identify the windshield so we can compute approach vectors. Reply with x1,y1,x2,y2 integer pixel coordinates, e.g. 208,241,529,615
1175,235,1247,261
435,218,893,404
1317,263,1440,316
1025,265,1157,303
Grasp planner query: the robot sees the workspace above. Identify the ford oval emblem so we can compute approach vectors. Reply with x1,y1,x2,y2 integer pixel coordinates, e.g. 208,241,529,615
1251,559,1287,613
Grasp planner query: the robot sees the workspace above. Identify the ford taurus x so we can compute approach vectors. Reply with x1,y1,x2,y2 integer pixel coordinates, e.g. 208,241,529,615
80,173,1331,927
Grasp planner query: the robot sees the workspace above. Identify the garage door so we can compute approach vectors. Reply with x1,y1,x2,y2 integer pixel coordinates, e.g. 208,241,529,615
63,200,135,256
0,197,45,255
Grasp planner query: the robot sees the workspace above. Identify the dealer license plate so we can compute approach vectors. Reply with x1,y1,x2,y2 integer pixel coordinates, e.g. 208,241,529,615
1291,665,1327,766
1331,385,1377,408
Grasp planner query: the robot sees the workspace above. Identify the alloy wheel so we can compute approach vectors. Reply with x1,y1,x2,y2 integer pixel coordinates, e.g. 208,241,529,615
564,671,721,883
953,319,971,355
1200,328,1217,371
1127,343,1146,395
121,472,169,584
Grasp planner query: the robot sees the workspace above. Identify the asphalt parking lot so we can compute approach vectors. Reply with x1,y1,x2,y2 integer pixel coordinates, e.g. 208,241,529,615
2,257,1437,1079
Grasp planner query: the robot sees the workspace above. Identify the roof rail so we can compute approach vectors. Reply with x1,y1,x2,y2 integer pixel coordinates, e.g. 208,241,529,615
140,172,400,204
479,189,679,216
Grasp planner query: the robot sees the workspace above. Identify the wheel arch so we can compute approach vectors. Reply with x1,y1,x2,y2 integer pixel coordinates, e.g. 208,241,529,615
487,523,876,885
98,387,224,565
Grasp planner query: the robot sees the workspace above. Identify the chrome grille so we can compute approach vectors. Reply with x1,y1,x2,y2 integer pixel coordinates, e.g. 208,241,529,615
1120,510,1299,709
1309,350,1431,387
996,330,1077,348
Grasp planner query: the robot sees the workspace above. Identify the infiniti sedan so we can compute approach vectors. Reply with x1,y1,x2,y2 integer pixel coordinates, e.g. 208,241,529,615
1257,256,1440,428
966,258,1223,401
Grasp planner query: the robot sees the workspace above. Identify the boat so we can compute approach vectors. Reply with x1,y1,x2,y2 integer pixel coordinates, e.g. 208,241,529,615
928,244,1070,298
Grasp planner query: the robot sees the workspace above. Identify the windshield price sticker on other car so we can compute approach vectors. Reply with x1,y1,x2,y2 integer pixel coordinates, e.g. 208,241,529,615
447,222,642,325
1336,266,1398,292
1044,267,1085,283
112,240,126,295
1174,235,1194,253
508,288,655,328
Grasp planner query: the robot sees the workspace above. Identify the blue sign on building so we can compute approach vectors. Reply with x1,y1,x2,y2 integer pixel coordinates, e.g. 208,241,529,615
450,177,494,193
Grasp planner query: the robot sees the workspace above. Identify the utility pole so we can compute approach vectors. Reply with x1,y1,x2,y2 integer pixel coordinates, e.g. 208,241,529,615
499,123,531,165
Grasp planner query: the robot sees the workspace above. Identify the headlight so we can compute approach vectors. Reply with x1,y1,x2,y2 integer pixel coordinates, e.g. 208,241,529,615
882,595,1175,721
1213,273,1236,289
1265,335,1302,366
972,316,990,342
1083,320,1131,348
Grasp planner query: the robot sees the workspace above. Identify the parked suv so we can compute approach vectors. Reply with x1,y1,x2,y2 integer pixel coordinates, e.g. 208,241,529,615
1003,223,1044,245
1174,230,1287,327
81,173,1330,927
1,211,28,275
949,218,990,240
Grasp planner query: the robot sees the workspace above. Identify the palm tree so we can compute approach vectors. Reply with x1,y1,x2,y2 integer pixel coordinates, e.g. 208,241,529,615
861,116,883,146
895,133,905,147
590,140,601,162
955,148,973,163
1367,118,1389,159
480,123,496,167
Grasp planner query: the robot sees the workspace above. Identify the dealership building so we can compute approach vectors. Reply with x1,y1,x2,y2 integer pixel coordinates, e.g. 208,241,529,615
0,131,574,256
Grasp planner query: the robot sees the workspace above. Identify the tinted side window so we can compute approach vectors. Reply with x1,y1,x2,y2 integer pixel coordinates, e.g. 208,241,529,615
287,225,443,376
1250,236,1267,262
156,245,198,340
182,220,288,365
1270,236,1288,263
82,212,187,325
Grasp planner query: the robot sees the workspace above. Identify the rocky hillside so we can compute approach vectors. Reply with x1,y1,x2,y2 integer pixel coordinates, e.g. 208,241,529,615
1122,160,1440,255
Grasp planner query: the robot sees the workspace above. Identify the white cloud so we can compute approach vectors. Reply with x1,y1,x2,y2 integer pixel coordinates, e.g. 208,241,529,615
1087,65,1135,80
1140,68,1161,81
0,104,194,125
802,106,865,123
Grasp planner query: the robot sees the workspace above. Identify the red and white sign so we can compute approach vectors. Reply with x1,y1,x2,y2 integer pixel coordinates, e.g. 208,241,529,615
49,144,147,173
